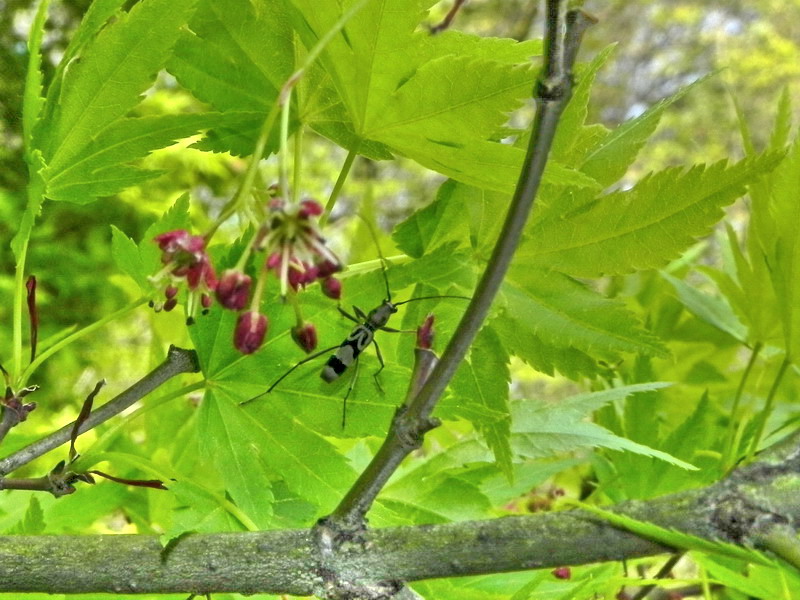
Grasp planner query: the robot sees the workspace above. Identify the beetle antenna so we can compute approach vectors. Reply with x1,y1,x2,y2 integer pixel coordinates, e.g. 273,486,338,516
354,213,392,302
394,295,471,306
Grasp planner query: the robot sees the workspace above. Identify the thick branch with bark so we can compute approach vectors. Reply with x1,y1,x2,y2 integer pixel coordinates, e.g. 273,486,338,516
1,432,799,595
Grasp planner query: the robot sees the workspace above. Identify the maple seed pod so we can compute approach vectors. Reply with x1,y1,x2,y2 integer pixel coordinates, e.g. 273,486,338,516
234,311,268,354
416,314,435,349
216,269,252,311
321,276,342,300
551,567,571,580
291,322,318,353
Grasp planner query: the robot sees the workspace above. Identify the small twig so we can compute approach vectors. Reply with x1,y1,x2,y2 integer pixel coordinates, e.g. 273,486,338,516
325,2,595,532
0,476,54,493
0,346,199,477
430,0,467,34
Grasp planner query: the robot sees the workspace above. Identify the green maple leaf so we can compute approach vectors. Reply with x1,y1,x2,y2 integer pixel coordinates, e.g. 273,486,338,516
497,266,668,366
32,0,207,204
520,153,784,277
512,384,695,470
167,0,295,156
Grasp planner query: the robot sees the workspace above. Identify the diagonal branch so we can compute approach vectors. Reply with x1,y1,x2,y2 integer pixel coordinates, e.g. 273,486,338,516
326,2,597,532
0,346,199,477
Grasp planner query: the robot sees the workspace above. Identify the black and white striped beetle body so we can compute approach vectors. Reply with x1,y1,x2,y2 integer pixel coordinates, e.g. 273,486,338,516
321,300,397,382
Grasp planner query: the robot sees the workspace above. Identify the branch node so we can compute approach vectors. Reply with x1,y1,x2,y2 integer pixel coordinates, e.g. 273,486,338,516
391,405,440,450
313,518,404,599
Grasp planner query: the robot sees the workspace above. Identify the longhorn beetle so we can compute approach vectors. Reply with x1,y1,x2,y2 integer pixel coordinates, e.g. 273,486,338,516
242,217,469,427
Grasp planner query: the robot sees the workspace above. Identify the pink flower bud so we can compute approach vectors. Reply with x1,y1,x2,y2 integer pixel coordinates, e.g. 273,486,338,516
234,311,268,354
216,269,252,311
287,266,305,291
321,277,342,300
163,297,178,312
316,259,342,278
291,322,318,353
551,567,571,580
266,252,282,270
165,284,179,300
201,293,213,309
416,314,435,349
298,198,323,218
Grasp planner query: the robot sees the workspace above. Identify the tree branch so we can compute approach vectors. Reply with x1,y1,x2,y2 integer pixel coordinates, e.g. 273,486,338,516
1,431,799,594
327,1,596,533
0,346,199,477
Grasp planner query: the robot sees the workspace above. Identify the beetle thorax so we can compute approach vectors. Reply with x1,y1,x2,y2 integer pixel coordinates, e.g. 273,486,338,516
367,300,398,328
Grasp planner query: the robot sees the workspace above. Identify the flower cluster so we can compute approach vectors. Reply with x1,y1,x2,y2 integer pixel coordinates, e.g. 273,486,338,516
260,198,342,299
151,230,217,315
151,196,342,355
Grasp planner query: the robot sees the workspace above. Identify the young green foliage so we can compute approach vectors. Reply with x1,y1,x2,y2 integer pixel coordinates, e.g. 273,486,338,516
32,0,209,204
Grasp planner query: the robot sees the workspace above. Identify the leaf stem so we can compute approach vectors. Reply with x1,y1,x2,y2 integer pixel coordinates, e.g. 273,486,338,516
206,101,282,240
321,145,359,226
293,124,304,205
19,297,148,387
0,346,199,477
11,241,27,382
14,0,50,384
326,3,596,530
205,0,369,239
279,88,292,203
747,356,790,458
722,341,762,467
